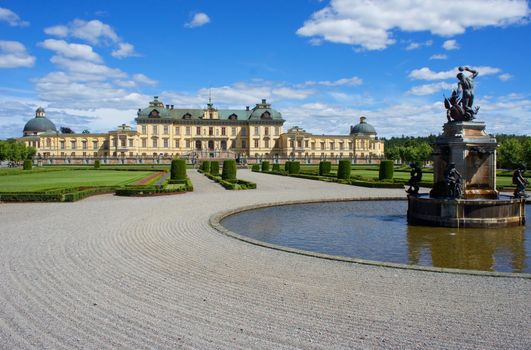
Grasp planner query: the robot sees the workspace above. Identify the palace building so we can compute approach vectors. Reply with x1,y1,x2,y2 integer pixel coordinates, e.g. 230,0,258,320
20,96,384,164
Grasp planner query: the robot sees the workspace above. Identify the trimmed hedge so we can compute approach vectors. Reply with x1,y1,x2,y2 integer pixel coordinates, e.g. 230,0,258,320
337,160,351,180
201,169,256,190
0,186,115,202
210,161,220,175
286,161,300,175
23,159,32,170
272,163,281,172
201,160,211,172
222,159,237,180
379,160,394,180
94,160,101,169
170,159,187,180
251,164,260,172
319,161,331,176
261,161,270,172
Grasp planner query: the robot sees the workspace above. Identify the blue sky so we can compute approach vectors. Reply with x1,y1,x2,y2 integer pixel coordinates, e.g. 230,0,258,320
0,0,530,139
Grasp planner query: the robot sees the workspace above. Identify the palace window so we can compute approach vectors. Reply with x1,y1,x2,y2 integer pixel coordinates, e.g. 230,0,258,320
241,140,247,148
221,127,226,136
349,142,353,150
289,140,294,148
93,141,98,149
82,141,87,150
264,140,269,148
152,125,158,134
71,140,77,149
175,127,180,134
120,139,126,147
264,127,269,136
142,139,147,148
185,140,190,148
221,140,227,150
186,127,191,135
254,127,259,136
260,111,271,120
305,140,309,148
320,142,325,150
254,139,259,148
275,127,280,136
297,140,302,148
152,139,158,148
129,139,134,147
46,138,51,148
175,139,180,148
231,127,236,136
330,142,335,150
182,113,192,119
209,127,213,136
196,126,201,135
231,140,236,149
311,142,316,150
141,125,147,134
339,143,344,150
163,125,169,134
228,113,238,120
241,128,247,136
163,139,169,148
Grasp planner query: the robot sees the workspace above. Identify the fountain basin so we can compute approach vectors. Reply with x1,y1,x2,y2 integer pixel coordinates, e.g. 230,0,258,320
407,195,526,228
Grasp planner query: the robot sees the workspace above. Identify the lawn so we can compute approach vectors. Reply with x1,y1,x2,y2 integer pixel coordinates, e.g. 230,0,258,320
0,170,154,192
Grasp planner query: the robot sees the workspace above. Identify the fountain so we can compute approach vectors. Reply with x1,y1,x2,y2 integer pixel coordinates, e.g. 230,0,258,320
407,66,526,228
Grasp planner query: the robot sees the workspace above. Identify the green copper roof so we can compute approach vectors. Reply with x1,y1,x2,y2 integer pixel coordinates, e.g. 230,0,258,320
136,97,283,121
23,117,57,134
350,117,376,135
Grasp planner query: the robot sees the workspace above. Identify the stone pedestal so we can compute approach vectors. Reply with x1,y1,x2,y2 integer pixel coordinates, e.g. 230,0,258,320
430,121,498,199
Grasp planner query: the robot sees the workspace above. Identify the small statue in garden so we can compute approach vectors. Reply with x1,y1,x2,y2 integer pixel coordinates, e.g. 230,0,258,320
406,162,423,195
444,163,463,198
513,164,529,198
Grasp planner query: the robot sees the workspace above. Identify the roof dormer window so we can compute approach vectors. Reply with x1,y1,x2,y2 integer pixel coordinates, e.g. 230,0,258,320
182,113,192,119
260,111,272,120
228,113,238,120
149,109,160,118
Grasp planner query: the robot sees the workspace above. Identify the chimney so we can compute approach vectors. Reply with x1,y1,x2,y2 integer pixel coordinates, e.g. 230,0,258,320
261,99,266,104
171,105,174,109
246,106,250,111
166,104,169,109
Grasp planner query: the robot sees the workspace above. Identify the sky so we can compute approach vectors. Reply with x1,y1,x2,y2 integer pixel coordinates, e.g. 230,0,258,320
0,0,530,139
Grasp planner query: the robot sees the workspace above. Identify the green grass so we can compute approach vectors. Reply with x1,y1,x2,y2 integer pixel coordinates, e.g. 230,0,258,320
0,170,154,192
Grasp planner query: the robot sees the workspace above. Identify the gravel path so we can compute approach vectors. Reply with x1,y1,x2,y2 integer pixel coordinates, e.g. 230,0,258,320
0,169,529,349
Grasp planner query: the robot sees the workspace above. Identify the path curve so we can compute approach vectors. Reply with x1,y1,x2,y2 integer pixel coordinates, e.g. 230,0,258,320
0,169,529,349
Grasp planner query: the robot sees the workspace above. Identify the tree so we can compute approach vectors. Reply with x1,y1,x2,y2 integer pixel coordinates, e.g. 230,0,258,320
82,129,90,134
497,139,524,169
60,127,74,134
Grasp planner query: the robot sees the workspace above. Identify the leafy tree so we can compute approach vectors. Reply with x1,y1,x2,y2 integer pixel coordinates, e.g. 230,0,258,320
497,138,524,169
81,129,90,134
60,127,74,134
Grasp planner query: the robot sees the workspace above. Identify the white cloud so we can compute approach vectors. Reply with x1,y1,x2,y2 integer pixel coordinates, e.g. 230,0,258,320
111,42,136,58
309,38,323,46
133,73,157,86
185,12,211,28
409,66,501,80
39,39,102,62
0,41,35,68
499,73,513,81
442,39,459,50
429,54,447,60
304,76,363,87
296,0,529,50
49,56,126,78
407,82,454,96
44,19,137,57
0,7,29,27
405,40,432,50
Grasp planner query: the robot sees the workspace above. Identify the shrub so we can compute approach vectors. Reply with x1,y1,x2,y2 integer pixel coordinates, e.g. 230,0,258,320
222,159,237,180
319,161,331,176
337,160,351,179
288,161,300,175
94,160,101,169
170,159,187,180
201,161,211,172
23,159,32,170
210,161,220,175
251,164,260,172
284,161,291,172
261,161,270,172
272,163,281,172
379,160,394,180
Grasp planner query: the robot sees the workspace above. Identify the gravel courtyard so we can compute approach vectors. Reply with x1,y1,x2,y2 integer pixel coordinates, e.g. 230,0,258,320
0,169,529,349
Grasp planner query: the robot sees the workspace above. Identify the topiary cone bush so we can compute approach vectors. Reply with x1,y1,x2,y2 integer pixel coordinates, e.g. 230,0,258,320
210,161,220,175
222,159,237,181
170,159,187,180
23,159,32,170
94,159,101,169
261,161,270,172
379,160,394,180
288,161,300,175
319,161,331,176
201,160,211,172
337,160,351,179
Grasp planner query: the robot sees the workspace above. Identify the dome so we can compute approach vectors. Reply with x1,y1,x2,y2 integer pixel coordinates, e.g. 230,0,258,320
350,117,376,135
23,108,57,135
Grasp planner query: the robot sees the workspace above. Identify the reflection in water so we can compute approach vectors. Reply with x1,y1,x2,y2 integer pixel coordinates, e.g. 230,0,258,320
221,201,530,273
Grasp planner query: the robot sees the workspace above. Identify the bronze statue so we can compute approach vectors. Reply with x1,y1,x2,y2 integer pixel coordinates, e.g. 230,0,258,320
513,165,529,198
444,66,480,122
444,163,463,198
406,162,423,195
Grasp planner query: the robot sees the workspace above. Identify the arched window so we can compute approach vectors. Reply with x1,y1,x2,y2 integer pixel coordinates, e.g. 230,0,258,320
221,140,227,150
149,109,160,118
195,140,202,150
260,111,271,120
228,113,238,120
182,113,192,119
